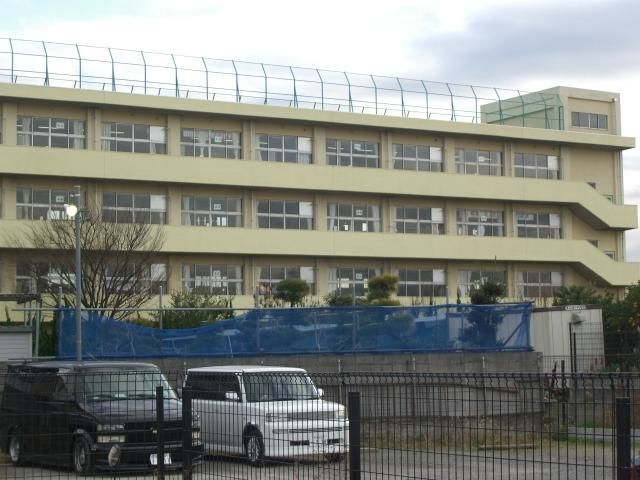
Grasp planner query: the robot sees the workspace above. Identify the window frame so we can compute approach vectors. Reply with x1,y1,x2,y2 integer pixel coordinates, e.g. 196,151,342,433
457,270,507,297
395,206,444,234
180,128,242,159
327,203,382,233
397,268,447,298
514,153,559,180
258,265,316,295
17,116,86,149
256,134,312,164
101,122,167,154
515,212,561,239
326,139,379,168
256,200,314,230
455,149,503,176
392,143,443,172
182,264,243,295
456,209,504,237
517,271,563,298
102,192,168,225
327,267,380,296
181,195,242,228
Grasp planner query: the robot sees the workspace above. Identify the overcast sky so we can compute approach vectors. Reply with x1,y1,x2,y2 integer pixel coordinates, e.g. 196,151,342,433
2,0,638,259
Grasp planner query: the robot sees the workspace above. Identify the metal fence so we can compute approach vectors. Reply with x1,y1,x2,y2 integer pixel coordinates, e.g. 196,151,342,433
1,368,639,479
0,38,563,128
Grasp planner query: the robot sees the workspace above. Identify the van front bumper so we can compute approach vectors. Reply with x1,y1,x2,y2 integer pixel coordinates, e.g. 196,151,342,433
91,441,203,472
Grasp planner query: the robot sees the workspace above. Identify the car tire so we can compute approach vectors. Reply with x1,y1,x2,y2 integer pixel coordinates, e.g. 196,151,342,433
8,430,25,466
244,430,264,467
325,453,344,463
71,436,94,475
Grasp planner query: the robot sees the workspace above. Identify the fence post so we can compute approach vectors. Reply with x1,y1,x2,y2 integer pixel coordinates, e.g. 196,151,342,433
348,391,361,480
182,387,193,480
156,386,165,480
616,396,631,480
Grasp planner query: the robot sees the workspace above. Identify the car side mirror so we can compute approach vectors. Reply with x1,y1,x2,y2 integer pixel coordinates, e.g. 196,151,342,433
317,388,324,398
176,386,182,399
225,391,239,402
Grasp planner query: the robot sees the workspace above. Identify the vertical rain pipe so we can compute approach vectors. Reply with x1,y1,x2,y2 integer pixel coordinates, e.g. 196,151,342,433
261,63,268,104
231,60,240,103
421,80,429,119
370,75,378,115
75,44,82,88
289,66,298,108
201,57,208,100
396,77,405,117
517,90,525,126
446,83,455,121
108,48,115,92
343,72,353,112
171,54,179,97
42,41,49,86
141,51,147,95
315,69,324,110
470,85,478,123
494,88,504,125
9,38,13,82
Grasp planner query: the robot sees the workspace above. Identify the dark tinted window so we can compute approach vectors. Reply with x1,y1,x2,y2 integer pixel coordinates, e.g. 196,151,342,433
186,372,241,401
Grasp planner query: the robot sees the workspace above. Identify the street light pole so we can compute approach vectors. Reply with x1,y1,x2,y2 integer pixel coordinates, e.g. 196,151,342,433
67,186,82,361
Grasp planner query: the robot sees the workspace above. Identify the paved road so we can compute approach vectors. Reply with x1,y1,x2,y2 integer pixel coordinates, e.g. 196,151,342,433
0,447,621,480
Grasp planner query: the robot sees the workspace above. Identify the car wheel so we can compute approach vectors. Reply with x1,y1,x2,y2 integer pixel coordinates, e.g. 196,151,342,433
8,431,25,466
244,430,264,466
72,436,94,475
325,453,344,463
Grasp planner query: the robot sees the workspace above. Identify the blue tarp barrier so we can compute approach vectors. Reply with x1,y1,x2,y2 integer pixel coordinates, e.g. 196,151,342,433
58,304,532,359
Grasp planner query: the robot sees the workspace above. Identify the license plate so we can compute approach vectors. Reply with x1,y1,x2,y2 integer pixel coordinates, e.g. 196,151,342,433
150,453,172,466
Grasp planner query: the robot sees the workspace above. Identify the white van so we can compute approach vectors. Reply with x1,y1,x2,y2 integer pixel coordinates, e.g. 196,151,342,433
184,366,348,465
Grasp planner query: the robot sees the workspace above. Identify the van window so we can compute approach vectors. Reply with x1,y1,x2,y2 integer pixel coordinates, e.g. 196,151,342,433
243,373,319,402
187,373,241,401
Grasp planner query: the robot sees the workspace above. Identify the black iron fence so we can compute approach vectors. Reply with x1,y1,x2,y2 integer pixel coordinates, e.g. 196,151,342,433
1,367,640,479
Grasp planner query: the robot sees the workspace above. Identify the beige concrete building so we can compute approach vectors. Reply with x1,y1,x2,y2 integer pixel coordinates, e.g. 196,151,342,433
0,80,637,308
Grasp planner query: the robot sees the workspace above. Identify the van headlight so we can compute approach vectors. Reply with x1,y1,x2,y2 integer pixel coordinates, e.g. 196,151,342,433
97,424,125,443
266,413,289,423
336,408,346,421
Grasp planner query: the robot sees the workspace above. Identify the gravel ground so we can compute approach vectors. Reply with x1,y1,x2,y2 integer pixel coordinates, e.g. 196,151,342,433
0,445,623,480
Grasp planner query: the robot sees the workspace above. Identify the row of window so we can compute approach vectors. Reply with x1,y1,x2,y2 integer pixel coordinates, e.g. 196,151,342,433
13,116,565,179
15,263,563,299
15,189,566,239
571,112,608,130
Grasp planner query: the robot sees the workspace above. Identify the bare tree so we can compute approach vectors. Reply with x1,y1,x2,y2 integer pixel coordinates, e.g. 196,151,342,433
10,206,166,320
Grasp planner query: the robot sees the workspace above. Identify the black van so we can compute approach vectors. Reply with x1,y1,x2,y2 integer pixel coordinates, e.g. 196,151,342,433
0,361,202,474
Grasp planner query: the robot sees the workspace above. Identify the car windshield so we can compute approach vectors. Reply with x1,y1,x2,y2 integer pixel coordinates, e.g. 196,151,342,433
80,368,177,402
244,373,319,402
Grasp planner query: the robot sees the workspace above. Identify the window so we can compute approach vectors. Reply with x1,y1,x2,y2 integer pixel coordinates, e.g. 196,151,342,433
258,266,315,295
398,269,446,297
17,116,86,149
514,153,559,179
181,128,241,159
187,373,241,401
458,270,506,297
182,264,243,295
102,192,167,224
571,112,608,130
605,251,616,260
518,271,562,298
587,239,598,247
516,212,561,239
256,134,312,164
395,207,444,234
456,209,504,237
393,144,443,172
16,262,74,294
257,200,313,230
16,188,85,220
104,263,167,294
326,139,379,168
101,123,166,154
327,203,381,232
182,196,242,227
455,149,502,176
328,267,380,296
